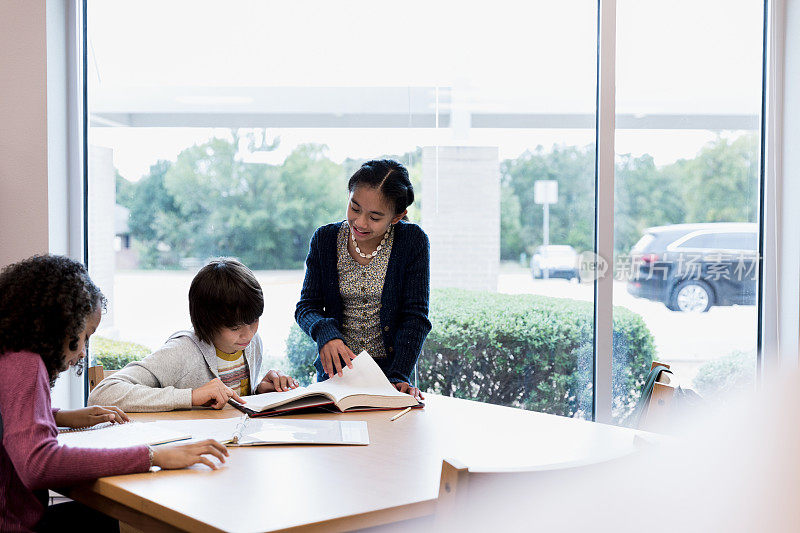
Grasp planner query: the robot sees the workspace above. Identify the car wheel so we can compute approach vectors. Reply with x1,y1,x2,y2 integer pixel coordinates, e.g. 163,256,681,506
670,280,714,312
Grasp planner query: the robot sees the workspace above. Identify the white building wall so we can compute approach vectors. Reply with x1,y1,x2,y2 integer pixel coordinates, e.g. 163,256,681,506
421,146,500,292
88,145,116,337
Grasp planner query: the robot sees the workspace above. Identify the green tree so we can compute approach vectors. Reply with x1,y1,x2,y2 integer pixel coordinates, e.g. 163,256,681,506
271,144,347,267
501,145,596,258
614,153,684,255
149,134,346,269
123,131,759,271
341,148,424,223
673,134,758,224
500,185,523,260
126,160,183,268
115,172,135,209
499,134,757,261
163,135,244,261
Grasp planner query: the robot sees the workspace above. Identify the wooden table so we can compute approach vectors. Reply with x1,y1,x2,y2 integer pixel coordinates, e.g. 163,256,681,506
63,395,644,533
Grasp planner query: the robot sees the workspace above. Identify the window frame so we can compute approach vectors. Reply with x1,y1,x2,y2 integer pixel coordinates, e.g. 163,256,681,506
60,0,783,413
47,0,88,410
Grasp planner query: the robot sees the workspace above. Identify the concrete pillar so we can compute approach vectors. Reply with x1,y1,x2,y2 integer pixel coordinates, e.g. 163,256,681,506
421,146,500,291
89,145,116,333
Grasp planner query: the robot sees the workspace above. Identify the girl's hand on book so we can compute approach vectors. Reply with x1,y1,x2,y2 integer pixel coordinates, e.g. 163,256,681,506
394,382,424,401
320,339,355,377
151,439,229,470
192,378,245,409
55,406,130,428
257,370,300,393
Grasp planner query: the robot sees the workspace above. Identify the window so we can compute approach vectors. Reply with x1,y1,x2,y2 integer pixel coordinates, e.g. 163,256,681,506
613,0,764,413
84,0,765,422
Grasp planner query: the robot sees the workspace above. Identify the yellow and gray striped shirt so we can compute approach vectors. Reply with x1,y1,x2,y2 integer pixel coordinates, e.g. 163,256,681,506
214,347,251,396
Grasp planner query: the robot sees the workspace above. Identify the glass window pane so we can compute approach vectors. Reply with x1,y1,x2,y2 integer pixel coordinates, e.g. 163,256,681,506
614,0,764,423
87,0,600,418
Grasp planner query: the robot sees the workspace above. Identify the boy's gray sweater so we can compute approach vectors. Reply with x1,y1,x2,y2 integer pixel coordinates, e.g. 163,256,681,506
87,330,265,412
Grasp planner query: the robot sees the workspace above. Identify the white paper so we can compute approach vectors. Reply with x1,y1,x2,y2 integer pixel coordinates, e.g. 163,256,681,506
57,421,190,448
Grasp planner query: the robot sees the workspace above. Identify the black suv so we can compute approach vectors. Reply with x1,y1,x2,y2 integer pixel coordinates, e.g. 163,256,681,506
625,223,758,312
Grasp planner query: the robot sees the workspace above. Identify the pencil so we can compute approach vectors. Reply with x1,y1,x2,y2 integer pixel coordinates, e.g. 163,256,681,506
390,407,412,421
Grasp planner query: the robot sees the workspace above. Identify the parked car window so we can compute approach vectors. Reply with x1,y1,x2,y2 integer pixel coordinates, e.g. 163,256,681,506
716,232,757,251
631,234,655,254
676,231,757,251
677,233,718,249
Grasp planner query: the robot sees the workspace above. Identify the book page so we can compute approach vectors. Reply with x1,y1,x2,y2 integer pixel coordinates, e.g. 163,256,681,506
306,351,418,409
57,421,191,448
147,416,368,446
236,352,417,412
236,388,333,412
238,419,369,446
148,417,243,444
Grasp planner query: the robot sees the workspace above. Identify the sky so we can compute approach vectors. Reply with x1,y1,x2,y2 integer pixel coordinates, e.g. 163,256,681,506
86,0,764,181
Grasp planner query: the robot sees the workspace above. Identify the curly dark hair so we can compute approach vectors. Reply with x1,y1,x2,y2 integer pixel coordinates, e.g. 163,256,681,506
0,255,106,387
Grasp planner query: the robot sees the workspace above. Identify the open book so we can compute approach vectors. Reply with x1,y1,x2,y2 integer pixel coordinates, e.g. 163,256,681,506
57,421,191,448
229,351,422,417
151,416,369,446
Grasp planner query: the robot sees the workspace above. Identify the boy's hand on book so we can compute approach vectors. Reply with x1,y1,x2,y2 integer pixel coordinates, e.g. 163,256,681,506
151,439,229,470
55,406,130,428
257,370,300,393
393,382,424,401
192,378,245,409
320,339,355,377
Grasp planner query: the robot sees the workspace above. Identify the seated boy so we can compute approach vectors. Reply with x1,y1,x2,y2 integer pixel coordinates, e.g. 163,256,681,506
88,258,298,412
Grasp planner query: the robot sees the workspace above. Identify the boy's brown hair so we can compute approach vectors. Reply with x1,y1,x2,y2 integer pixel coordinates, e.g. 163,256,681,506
188,258,263,344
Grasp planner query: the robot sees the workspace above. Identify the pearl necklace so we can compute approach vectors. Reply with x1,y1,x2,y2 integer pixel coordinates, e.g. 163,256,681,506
351,224,391,259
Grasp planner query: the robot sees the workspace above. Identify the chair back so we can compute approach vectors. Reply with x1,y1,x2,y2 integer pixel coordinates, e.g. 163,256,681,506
87,365,117,392
640,361,679,432
435,454,632,531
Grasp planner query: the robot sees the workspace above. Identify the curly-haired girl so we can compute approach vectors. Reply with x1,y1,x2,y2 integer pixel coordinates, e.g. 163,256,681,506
0,255,228,532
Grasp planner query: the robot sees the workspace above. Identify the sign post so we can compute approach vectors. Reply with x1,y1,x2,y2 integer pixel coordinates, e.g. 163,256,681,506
534,180,558,246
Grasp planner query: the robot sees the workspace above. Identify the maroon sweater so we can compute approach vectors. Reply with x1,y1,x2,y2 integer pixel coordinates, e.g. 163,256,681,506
0,351,150,532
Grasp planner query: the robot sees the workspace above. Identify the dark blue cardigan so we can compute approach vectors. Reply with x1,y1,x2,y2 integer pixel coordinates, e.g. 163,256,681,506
295,220,431,384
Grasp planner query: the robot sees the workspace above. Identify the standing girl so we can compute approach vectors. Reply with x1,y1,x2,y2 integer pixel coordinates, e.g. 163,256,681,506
0,255,228,532
295,159,431,400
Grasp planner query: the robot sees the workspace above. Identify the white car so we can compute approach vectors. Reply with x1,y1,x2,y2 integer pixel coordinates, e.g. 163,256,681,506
531,245,580,282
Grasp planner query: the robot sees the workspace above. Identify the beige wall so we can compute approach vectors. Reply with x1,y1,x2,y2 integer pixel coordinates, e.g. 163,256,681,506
0,1,49,268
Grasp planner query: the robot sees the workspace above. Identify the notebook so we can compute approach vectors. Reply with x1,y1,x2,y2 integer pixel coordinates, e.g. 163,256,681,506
57,421,191,448
150,416,369,446
228,351,422,417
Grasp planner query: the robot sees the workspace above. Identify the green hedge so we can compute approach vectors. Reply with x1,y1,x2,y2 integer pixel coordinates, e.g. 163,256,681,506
91,336,150,370
286,325,319,387
693,350,755,399
285,288,656,419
